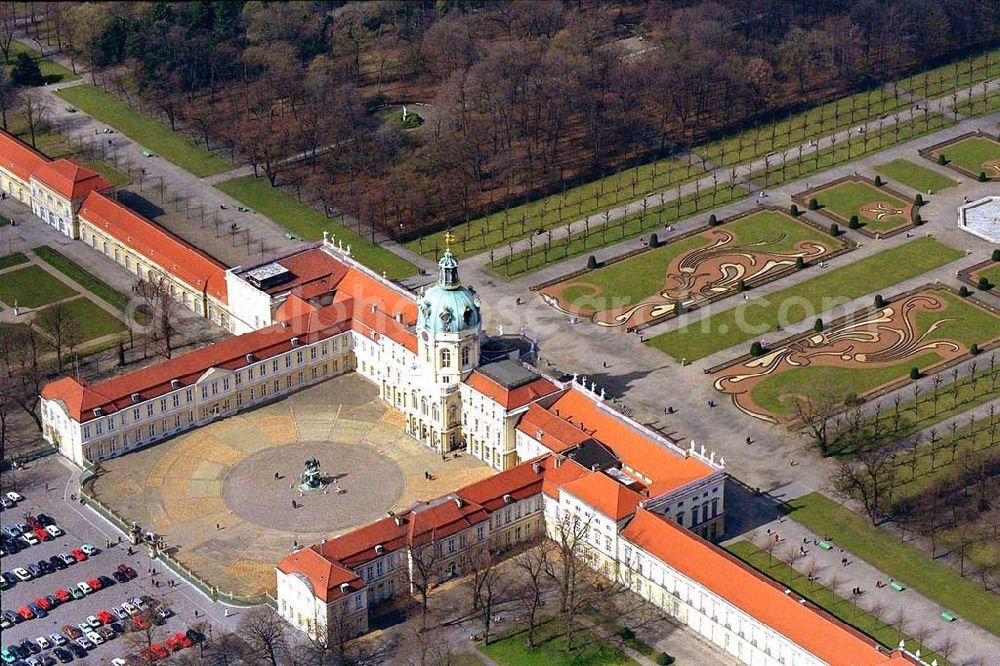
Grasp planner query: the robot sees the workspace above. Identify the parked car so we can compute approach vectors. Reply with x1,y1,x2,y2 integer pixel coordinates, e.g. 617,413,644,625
32,527,51,542
17,606,35,620
36,560,54,575
149,643,169,659
73,636,92,651
27,564,42,578
67,642,87,659
35,514,55,527
2,571,18,584
0,647,13,663
85,631,103,645
112,570,128,583
69,586,85,600
76,581,93,595
33,638,50,651
117,564,137,580
155,605,173,620
19,639,39,655
168,632,193,649
185,627,206,643
26,516,41,529
98,575,115,588
45,526,62,538
86,577,102,591
70,548,87,562
0,497,14,509
34,597,52,611
132,614,150,630
60,625,81,640
80,544,98,556
121,602,139,616
20,532,38,546
45,594,60,608
52,647,73,664
13,567,31,581
4,609,22,624
96,625,116,641
48,555,67,570
1,524,22,538
5,492,23,503
27,602,46,618
96,610,115,624
86,615,101,629
48,633,66,646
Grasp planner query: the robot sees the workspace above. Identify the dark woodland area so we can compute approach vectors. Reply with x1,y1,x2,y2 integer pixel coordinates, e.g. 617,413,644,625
10,1,1000,235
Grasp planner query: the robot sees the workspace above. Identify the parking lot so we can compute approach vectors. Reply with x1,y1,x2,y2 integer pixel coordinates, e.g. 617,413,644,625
2,456,241,664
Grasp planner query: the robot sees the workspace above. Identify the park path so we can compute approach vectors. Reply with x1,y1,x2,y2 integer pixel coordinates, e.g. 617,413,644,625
730,516,1000,665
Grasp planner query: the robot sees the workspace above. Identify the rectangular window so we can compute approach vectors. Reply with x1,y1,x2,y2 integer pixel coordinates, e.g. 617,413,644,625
296,350,304,364
286,376,293,388
272,360,279,373
133,407,140,421
159,399,167,412
223,378,230,391
285,355,292,368
211,381,219,396
83,425,91,440
146,404,154,417
172,394,180,408
186,389,193,402
310,347,317,360
201,386,208,399
235,373,242,386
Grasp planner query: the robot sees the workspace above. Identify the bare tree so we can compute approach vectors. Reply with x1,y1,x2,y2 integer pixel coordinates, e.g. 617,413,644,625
513,543,550,648
135,274,180,359
409,541,443,628
790,385,842,454
0,324,46,432
36,301,81,374
832,445,894,523
0,67,18,130
237,606,289,666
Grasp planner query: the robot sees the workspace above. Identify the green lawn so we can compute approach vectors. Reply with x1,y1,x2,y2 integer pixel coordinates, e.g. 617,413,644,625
0,264,77,308
647,237,963,361
936,136,1000,178
812,181,910,233
897,48,1000,99
33,246,133,313
38,297,122,341
695,86,912,168
409,158,703,260
975,264,1000,291
0,253,30,270
554,210,835,311
55,85,231,178
726,542,947,664
215,175,416,280
755,114,954,189
5,41,78,84
492,182,748,278
953,88,1000,117
874,159,958,192
479,618,634,666
786,492,1000,637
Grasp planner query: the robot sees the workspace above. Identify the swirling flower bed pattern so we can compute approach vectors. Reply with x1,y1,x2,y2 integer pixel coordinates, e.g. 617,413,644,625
712,289,1000,423
541,211,841,328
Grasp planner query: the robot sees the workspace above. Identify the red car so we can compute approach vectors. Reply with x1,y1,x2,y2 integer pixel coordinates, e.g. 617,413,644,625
17,605,35,620
54,588,72,603
173,632,194,648
26,515,42,529
96,610,114,624
70,548,87,562
86,577,102,591
33,526,51,542
150,643,169,659
34,597,52,611
117,564,138,580
133,614,150,630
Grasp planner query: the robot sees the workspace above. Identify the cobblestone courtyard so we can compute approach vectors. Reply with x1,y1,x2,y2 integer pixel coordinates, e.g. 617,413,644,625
89,374,494,598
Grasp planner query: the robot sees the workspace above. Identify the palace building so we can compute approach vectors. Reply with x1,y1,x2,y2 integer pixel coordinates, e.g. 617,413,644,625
16,129,922,666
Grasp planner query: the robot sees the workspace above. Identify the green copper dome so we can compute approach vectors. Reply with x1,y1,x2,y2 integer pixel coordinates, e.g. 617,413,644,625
417,249,480,333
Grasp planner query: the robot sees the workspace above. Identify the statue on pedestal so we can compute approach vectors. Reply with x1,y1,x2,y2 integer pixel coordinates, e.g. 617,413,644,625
298,457,327,492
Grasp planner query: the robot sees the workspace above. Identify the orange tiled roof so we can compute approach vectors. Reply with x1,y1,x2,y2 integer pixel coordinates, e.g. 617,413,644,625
550,389,713,495
78,191,228,303
275,548,363,602
33,159,112,199
274,293,319,322
621,510,896,666
456,460,548,511
516,402,590,453
560,471,644,521
0,129,48,182
464,371,559,411
41,307,352,422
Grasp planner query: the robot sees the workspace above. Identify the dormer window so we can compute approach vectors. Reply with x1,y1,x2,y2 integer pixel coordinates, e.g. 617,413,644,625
131,393,141,403
291,337,300,347
171,379,182,389
503,493,512,504
93,407,103,417
375,544,384,555
245,353,254,363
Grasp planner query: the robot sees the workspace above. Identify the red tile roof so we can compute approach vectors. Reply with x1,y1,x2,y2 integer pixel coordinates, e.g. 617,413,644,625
275,548,363,602
560,471,644,521
33,159,112,199
464,371,559,411
336,268,418,353
0,129,48,182
456,461,547,511
41,307,352,422
516,403,590,453
621,510,896,666
78,191,228,303
274,294,318,322
550,389,713,496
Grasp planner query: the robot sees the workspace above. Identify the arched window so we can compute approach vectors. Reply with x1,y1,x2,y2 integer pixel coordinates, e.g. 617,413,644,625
421,398,428,416
461,346,470,366
440,348,451,368
432,405,440,422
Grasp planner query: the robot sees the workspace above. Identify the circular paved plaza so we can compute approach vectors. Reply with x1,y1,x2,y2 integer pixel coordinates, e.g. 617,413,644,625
90,374,494,598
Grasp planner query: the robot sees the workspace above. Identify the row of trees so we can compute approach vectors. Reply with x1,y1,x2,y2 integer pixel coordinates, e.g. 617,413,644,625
36,1,1000,242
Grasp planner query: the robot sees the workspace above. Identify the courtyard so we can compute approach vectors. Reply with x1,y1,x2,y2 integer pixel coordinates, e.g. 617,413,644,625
711,286,1000,422
925,132,1000,180
539,208,848,328
87,374,494,598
